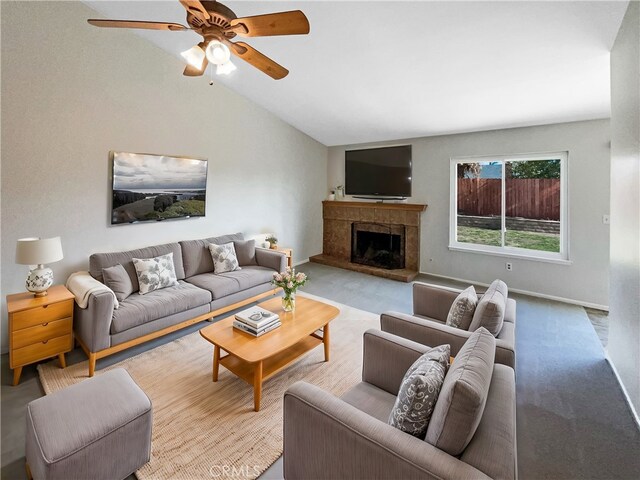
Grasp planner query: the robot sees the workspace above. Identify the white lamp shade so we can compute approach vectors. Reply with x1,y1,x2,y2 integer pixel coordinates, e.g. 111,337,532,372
180,44,206,70
16,237,63,265
205,40,231,65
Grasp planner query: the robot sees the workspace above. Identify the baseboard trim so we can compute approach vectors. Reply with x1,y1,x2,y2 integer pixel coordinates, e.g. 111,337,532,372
294,258,310,267
419,271,609,311
604,351,640,428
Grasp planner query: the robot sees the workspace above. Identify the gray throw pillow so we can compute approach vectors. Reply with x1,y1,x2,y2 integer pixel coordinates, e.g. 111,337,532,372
388,344,450,439
102,264,134,301
233,239,257,266
132,253,179,295
209,242,241,274
425,327,495,455
445,286,477,330
468,279,508,336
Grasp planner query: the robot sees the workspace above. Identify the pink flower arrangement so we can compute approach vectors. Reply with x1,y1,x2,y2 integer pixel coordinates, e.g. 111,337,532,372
272,266,308,297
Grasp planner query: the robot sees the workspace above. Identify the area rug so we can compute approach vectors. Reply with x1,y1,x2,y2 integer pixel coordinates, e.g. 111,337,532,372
37,293,378,480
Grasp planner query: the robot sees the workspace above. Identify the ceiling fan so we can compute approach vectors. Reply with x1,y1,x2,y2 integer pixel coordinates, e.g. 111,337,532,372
88,0,310,80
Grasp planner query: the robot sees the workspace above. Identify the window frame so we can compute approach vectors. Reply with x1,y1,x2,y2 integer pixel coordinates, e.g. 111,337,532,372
449,151,570,264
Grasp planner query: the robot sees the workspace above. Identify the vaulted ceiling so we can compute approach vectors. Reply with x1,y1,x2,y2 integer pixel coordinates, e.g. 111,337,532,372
85,1,628,146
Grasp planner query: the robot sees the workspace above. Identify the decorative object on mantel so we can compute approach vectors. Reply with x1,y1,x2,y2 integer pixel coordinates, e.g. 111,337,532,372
335,185,345,200
111,151,207,225
15,237,64,297
272,267,308,312
266,235,278,249
327,190,336,201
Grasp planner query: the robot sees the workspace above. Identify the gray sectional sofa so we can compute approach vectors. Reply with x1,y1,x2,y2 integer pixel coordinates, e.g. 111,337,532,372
75,233,286,376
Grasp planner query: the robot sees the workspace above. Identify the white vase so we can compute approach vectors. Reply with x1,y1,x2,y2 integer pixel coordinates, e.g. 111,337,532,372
26,264,54,296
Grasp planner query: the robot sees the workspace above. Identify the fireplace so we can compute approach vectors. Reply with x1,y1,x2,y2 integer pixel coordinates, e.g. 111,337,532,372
311,201,427,282
351,223,406,270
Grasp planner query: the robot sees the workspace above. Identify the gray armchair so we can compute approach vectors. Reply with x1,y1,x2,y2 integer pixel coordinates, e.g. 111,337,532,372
381,282,516,367
283,329,517,480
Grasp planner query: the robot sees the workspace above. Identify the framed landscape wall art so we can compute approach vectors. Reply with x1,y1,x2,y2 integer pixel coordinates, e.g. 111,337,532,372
111,151,208,225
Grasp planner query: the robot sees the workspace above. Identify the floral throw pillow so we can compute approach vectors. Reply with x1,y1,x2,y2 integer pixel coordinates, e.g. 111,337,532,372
445,286,478,330
388,344,450,439
209,242,241,274
132,253,179,295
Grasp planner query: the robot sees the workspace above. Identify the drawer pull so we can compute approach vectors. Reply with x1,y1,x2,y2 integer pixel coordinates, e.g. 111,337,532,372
42,340,49,344
42,323,49,327
42,305,49,309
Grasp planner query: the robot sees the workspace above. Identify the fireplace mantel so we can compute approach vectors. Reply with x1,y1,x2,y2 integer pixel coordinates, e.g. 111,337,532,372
321,200,428,212
310,201,428,282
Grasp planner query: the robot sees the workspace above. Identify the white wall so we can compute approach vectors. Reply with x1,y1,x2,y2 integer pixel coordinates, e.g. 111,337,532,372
328,119,611,308
608,1,640,414
0,2,327,352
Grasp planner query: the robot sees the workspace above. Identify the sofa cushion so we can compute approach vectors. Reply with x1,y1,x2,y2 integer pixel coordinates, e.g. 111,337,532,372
111,280,211,334
209,243,240,274
132,252,179,295
180,233,244,278
425,327,495,456
445,286,477,330
469,279,508,336
185,266,274,300
184,273,241,300
234,239,257,266
102,264,133,302
388,344,450,438
89,242,185,289
461,364,517,480
341,382,397,423
219,266,275,290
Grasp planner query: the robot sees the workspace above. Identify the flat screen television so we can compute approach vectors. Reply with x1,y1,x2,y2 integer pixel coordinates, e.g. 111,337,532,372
111,151,207,225
345,145,412,198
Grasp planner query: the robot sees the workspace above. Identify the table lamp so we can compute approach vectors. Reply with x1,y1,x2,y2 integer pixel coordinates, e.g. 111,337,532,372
15,237,64,297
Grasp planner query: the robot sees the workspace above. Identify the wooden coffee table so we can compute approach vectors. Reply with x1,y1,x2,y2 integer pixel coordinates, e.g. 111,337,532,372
200,295,339,411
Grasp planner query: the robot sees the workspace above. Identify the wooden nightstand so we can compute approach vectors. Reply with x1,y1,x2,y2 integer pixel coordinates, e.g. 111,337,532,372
7,285,74,386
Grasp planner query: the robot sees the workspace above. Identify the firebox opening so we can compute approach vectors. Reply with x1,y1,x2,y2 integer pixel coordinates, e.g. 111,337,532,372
351,224,406,270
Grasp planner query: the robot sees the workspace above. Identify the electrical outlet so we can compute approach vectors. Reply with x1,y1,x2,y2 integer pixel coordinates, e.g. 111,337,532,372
506,262,513,271
603,214,610,225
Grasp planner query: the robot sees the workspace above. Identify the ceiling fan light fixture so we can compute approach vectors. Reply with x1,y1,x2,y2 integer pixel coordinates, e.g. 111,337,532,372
205,40,231,65
180,44,206,70
216,60,237,75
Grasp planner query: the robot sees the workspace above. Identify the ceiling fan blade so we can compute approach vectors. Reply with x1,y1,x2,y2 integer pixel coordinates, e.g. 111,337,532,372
228,10,310,37
87,19,188,31
179,0,211,22
226,41,289,80
183,57,208,77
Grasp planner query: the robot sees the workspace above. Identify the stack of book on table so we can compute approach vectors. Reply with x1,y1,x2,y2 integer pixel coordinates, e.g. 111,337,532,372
233,306,281,337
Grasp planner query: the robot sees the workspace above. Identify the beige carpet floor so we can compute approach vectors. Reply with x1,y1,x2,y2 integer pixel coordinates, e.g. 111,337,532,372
37,293,379,479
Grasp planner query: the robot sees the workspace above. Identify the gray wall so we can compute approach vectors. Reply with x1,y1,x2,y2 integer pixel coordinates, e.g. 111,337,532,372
0,2,327,352
608,1,640,414
328,119,611,308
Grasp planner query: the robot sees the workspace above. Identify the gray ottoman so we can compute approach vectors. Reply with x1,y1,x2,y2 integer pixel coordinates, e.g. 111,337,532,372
26,368,152,480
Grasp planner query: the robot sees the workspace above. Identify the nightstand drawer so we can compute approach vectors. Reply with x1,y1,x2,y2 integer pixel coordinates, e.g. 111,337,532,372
12,317,72,349
12,334,72,367
12,300,73,330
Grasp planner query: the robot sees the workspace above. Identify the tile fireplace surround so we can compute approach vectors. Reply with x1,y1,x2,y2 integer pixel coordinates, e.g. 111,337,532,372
310,201,428,281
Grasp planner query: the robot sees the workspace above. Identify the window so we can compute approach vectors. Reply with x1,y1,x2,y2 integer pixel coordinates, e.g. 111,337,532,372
450,152,568,262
